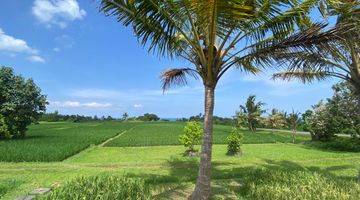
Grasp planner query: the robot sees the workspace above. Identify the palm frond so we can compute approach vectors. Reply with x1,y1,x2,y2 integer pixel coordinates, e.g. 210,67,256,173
272,71,329,83
247,23,344,67
233,56,262,75
160,68,199,91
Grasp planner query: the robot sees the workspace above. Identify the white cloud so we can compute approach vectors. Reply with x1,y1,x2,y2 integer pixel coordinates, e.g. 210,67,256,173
82,102,112,108
69,86,203,100
0,28,37,54
27,55,46,63
0,28,45,63
133,104,143,109
50,101,112,108
53,47,60,52
32,0,86,28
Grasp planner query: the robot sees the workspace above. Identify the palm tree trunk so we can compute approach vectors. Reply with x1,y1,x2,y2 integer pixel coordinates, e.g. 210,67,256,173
190,86,215,200
292,129,296,144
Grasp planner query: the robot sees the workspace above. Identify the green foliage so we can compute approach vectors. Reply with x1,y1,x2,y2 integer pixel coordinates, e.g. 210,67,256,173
0,67,47,139
0,121,135,162
239,168,360,200
266,109,287,131
301,110,313,132
237,95,265,132
137,113,160,121
178,114,235,126
179,121,203,153
40,175,150,200
0,114,11,139
309,83,360,141
308,101,334,141
226,128,244,155
40,111,116,122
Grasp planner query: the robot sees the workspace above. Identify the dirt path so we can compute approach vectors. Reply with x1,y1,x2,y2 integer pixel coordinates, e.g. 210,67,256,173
99,127,135,147
63,127,135,161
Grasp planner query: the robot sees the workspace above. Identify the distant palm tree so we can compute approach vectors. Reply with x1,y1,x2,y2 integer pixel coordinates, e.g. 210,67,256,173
273,1,360,96
240,95,265,132
99,0,343,198
288,110,301,143
266,108,286,134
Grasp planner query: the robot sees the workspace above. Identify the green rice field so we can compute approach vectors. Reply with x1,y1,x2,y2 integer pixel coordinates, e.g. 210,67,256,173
0,121,359,200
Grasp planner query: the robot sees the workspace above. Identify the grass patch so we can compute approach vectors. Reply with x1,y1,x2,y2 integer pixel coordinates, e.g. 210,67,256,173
105,122,310,147
0,121,136,162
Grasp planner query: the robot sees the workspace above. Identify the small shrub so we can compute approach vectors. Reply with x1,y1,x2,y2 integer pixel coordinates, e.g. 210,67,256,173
179,121,203,155
226,128,244,155
39,175,150,200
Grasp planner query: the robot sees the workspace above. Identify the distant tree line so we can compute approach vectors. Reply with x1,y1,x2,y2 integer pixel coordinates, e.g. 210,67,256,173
40,112,162,122
40,111,116,122
176,114,235,126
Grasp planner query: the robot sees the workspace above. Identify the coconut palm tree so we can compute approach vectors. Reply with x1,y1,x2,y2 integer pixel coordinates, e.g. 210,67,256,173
266,108,286,134
273,1,360,96
288,109,301,143
99,0,343,198
239,95,265,132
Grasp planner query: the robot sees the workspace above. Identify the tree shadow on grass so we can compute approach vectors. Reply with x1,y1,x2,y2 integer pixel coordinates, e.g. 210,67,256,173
125,157,358,199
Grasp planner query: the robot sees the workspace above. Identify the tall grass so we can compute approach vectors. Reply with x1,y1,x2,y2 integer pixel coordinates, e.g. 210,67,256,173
0,179,21,199
39,175,150,200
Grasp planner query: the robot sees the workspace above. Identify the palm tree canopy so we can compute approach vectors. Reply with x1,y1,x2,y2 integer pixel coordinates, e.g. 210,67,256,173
272,1,360,94
100,0,341,89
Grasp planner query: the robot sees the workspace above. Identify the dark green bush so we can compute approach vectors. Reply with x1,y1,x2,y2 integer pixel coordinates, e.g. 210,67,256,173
305,137,360,152
39,175,150,200
226,128,244,155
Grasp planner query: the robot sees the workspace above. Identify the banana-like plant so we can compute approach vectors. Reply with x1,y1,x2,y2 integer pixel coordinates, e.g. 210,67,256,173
99,0,343,198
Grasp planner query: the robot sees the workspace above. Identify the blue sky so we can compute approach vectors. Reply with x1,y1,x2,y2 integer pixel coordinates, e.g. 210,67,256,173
0,0,337,118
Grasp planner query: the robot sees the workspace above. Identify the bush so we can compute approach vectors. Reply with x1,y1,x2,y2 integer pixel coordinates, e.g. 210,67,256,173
137,113,160,121
226,128,244,155
308,102,334,141
39,175,150,200
0,67,47,139
179,121,203,155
